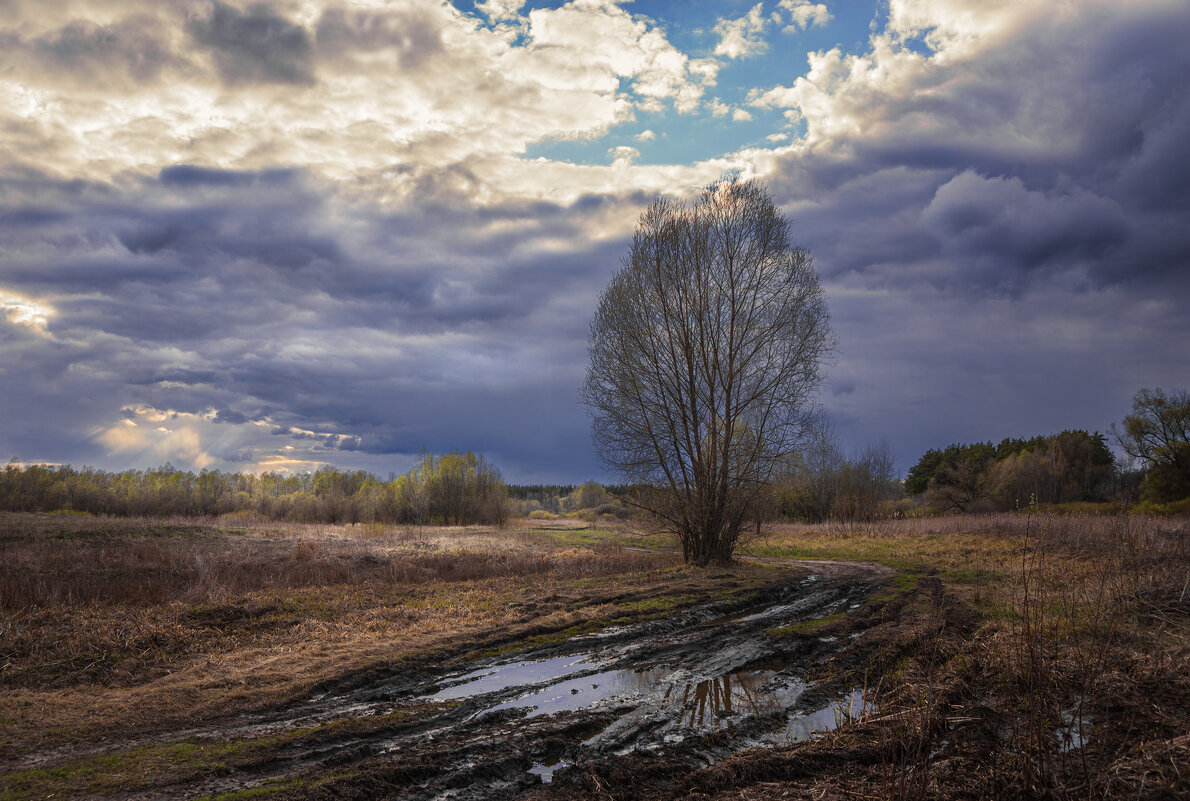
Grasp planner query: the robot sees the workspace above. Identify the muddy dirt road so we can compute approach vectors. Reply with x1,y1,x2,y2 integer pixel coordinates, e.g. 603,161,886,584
20,560,894,800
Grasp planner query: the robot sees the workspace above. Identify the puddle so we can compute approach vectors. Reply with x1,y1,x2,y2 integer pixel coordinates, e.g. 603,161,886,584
482,665,670,718
461,658,812,735
771,688,866,745
427,653,606,701
529,760,570,783
669,670,796,726
574,668,812,757
1057,708,1093,752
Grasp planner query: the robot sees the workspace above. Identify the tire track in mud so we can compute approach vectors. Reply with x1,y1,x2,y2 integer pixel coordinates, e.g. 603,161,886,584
16,559,896,800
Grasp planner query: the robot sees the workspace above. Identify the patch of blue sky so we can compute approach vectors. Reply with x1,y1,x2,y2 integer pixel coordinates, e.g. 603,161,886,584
896,30,938,57
493,1,888,166
524,105,804,166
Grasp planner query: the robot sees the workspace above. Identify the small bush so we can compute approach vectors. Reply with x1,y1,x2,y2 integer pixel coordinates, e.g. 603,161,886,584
592,502,630,520
527,509,555,520
1131,496,1190,516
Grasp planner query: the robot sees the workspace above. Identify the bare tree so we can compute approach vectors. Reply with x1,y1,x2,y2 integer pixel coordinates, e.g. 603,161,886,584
582,179,833,565
1113,387,1190,502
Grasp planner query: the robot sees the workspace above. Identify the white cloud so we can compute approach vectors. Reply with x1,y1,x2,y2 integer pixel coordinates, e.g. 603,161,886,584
732,107,754,122
708,98,731,117
747,0,1104,152
780,0,832,31
636,128,656,141
476,0,526,21
0,0,718,204
713,3,769,59
609,145,640,165
91,403,382,474
524,0,713,112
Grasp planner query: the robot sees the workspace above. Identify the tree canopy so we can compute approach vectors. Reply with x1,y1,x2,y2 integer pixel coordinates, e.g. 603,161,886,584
1114,387,1190,503
582,178,832,565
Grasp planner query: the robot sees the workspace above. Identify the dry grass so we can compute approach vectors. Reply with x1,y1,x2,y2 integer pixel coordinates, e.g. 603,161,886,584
0,514,667,608
0,513,778,765
732,511,1190,800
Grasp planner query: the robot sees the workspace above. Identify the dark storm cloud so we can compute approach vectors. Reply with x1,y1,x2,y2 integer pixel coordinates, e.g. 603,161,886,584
0,15,187,89
0,165,631,479
782,5,1189,276
159,165,300,188
772,4,1190,298
757,2,1190,469
187,1,315,86
0,315,127,467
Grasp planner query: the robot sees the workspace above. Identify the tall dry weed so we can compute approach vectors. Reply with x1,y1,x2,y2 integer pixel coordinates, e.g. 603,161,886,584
1003,509,1188,797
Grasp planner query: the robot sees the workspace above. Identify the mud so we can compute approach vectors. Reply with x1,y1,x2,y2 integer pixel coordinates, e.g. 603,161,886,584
14,561,893,800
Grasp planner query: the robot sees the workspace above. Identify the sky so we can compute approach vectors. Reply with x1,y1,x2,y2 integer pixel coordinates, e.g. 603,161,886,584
1,0,1188,484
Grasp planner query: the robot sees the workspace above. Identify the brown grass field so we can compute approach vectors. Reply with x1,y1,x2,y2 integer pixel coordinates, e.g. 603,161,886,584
1,510,1187,800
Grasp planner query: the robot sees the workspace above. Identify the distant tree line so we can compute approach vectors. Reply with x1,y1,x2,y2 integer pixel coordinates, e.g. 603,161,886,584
0,450,508,525
900,388,1190,513
904,430,1119,512
6,391,1183,526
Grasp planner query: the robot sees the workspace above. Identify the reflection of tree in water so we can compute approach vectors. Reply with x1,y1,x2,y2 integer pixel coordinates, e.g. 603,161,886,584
658,671,779,728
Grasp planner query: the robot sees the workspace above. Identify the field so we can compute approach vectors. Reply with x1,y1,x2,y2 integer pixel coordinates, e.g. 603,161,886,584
1,511,1187,799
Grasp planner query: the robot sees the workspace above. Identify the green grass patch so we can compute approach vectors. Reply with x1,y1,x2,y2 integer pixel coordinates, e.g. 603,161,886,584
767,611,848,638
0,709,424,799
974,600,1018,621
940,567,1006,585
743,540,924,571
529,525,672,552
867,572,920,605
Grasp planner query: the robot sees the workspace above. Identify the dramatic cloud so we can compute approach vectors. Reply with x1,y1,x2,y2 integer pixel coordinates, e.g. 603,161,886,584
751,0,1190,461
0,0,716,190
1,0,1187,481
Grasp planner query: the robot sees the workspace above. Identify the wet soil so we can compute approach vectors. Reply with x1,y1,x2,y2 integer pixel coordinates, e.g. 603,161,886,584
6,560,896,800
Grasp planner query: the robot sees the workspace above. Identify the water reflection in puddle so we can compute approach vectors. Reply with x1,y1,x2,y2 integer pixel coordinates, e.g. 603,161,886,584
1058,709,1093,752
428,653,605,701
485,665,670,718
669,670,799,728
528,760,570,783
772,688,866,744
479,664,804,728
425,644,849,743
